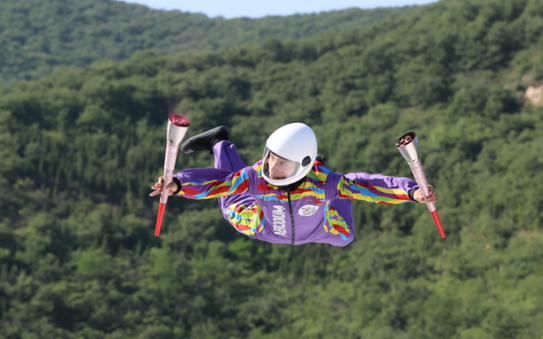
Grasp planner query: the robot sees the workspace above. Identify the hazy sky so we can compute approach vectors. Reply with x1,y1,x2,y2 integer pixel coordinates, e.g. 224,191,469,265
120,0,440,19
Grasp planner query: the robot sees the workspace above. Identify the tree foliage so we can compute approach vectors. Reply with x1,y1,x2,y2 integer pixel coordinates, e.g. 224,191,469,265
1,0,543,337
0,0,408,83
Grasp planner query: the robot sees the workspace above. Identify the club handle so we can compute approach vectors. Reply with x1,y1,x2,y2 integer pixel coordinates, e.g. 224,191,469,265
430,210,445,238
155,203,166,236
160,144,179,204
408,162,446,238
155,144,179,236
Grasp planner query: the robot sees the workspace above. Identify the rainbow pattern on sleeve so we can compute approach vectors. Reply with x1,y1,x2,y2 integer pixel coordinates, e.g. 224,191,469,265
178,170,250,199
337,177,411,204
225,202,265,236
322,202,351,241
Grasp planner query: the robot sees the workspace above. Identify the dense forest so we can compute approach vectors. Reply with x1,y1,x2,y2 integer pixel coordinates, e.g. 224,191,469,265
0,0,409,84
1,0,543,338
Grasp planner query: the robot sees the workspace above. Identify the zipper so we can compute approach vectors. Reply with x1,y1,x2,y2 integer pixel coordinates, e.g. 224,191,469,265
288,191,295,245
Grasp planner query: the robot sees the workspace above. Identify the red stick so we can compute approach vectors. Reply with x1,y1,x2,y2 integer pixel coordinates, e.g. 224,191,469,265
431,210,445,239
155,202,167,236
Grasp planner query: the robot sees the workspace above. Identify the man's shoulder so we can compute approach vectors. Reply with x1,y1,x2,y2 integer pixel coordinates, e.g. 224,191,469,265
251,160,263,174
307,160,335,181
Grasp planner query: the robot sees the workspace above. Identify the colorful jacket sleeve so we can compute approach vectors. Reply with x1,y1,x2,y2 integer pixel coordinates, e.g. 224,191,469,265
173,167,250,199
327,170,419,204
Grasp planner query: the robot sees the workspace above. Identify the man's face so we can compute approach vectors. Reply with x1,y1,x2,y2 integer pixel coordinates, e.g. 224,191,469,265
266,152,297,180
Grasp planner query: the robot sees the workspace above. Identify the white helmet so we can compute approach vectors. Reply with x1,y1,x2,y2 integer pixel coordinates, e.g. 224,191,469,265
262,123,318,186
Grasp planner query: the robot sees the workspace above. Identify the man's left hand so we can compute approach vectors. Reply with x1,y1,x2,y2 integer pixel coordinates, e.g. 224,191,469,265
413,185,437,203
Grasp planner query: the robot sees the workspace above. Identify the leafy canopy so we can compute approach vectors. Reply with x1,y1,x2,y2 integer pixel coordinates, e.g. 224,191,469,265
0,0,408,83
1,0,543,338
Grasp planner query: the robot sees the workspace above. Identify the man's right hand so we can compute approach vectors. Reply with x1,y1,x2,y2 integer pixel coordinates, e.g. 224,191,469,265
149,176,178,197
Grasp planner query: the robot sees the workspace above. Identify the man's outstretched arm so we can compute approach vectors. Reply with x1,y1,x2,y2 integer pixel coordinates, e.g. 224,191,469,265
330,171,437,204
150,167,251,200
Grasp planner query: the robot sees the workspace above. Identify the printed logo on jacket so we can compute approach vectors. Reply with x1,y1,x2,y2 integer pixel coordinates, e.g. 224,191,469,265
298,205,319,216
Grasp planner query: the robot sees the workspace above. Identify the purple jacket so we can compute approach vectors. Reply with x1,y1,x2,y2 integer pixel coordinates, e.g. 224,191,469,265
174,159,418,247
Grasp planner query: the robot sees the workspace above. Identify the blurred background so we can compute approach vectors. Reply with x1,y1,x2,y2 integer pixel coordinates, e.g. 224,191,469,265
1,0,542,338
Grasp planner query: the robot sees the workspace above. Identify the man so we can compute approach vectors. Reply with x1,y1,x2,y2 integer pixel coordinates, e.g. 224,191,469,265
150,123,437,246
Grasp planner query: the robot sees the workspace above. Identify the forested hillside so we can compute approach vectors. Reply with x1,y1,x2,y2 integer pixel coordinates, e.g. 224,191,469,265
0,0,408,83
1,0,543,338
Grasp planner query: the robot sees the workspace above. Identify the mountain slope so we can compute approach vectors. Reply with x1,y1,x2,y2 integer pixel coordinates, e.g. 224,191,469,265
0,0,410,83
1,0,543,337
